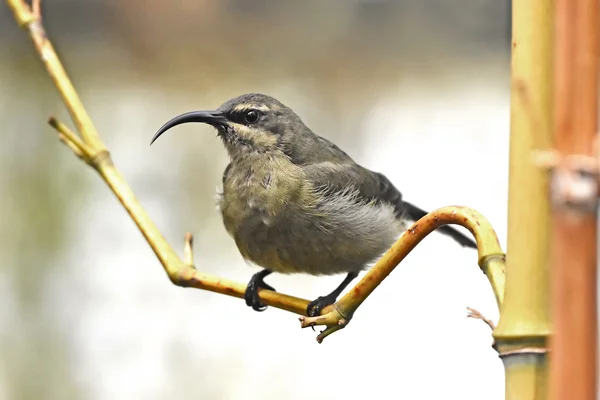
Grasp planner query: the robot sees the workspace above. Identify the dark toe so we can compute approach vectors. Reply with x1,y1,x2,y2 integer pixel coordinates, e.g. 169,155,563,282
244,279,276,312
244,282,255,307
306,295,336,317
251,296,267,312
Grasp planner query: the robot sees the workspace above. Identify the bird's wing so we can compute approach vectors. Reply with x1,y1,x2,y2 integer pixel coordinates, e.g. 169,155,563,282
282,133,356,165
302,161,477,248
301,161,404,214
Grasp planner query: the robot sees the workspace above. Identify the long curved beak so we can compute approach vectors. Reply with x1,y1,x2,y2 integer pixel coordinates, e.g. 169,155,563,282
150,110,228,145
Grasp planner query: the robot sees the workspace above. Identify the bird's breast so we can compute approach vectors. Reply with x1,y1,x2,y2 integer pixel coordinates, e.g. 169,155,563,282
220,158,303,222
217,156,312,269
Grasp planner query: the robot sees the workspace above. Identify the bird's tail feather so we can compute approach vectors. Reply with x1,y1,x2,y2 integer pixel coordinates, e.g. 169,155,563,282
402,201,477,249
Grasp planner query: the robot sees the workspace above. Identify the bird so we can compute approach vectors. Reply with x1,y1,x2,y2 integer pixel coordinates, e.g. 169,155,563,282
150,93,477,317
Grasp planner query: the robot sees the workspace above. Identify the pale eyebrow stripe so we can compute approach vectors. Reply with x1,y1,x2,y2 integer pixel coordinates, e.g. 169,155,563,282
232,104,270,113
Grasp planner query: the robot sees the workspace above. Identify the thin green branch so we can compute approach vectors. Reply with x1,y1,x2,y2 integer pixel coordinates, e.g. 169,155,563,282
7,0,105,151
48,117,91,160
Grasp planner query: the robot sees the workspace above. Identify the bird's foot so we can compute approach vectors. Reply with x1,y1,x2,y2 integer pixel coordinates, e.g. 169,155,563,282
244,272,276,312
306,293,338,317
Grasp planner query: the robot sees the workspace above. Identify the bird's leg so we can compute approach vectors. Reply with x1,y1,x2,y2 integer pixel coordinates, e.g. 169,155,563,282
245,269,276,312
307,271,359,317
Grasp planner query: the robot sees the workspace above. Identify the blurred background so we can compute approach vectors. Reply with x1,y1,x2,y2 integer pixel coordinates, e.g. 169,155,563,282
0,1,511,399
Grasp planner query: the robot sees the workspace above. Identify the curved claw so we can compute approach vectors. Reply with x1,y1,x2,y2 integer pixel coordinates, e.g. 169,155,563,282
244,272,276,312
306,294,337,317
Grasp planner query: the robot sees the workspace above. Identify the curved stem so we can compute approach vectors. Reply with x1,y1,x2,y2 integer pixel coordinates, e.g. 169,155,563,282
334,206,505,321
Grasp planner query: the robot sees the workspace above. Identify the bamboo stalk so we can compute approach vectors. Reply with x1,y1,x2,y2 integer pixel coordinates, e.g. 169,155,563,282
548,0,599,397
493,0,554,398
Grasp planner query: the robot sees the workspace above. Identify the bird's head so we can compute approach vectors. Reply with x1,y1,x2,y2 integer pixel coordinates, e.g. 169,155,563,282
151,93,311,160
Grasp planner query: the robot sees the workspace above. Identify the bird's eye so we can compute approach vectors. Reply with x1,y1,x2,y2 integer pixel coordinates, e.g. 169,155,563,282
245,110,260,124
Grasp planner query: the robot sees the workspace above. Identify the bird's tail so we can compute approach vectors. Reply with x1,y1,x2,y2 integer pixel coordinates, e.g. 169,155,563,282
402,201,477,249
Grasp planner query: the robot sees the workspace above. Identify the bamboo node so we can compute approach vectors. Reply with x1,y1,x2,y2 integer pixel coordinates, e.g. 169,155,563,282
88,150,114,169
533,150,600,213
498,347,549,358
